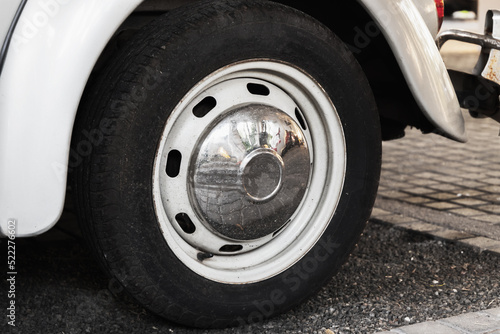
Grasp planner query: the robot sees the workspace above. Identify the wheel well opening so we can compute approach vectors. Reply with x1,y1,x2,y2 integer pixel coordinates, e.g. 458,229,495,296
79,0,435,144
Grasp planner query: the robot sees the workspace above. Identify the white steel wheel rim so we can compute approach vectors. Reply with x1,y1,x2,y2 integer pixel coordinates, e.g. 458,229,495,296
153,60,346,284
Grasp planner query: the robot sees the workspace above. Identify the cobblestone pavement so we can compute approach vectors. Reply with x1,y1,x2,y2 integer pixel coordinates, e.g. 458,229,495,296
372,112,500,254
372,27,500,334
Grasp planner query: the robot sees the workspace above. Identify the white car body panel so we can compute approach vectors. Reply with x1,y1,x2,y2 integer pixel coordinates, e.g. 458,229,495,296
0,0,22,46
413,0,439,37
0,0,143,237
0,0,466,237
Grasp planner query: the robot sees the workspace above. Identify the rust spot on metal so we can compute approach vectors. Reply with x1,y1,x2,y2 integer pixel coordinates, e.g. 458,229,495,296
484,51,500,85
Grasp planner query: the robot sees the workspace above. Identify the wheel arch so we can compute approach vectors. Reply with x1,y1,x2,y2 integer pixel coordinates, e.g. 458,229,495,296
0,0,146,237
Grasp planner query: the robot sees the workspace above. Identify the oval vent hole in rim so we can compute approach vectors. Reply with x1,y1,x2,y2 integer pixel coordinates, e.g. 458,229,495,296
193,96,217,118
166,150,182,178
175,213,196,234
295,108,307,131
247,83,270,96
219,244,244,253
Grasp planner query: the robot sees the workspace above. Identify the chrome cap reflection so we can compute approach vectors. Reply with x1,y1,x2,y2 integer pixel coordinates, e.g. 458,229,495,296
190,104,310,240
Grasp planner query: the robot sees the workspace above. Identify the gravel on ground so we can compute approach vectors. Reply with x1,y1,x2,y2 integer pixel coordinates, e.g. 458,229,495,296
2,221,499,334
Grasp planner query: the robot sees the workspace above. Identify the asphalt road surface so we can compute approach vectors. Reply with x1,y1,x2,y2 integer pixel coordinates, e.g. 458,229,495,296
2,219,499,334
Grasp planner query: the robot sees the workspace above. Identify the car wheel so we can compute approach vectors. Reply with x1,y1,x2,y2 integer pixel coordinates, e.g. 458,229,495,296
73,0,381,328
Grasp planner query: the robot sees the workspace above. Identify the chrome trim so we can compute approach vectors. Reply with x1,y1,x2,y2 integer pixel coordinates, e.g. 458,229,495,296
437,29,500,51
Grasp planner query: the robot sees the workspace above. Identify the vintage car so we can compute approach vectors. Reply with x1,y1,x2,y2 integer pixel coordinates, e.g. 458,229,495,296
1,0,499,328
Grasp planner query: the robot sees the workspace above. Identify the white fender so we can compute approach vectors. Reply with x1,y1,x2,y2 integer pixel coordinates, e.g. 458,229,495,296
0,0,23,44
0,0,143,236
358,0,466,143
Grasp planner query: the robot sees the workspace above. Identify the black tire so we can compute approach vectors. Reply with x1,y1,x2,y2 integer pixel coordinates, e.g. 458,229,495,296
73,0,381,328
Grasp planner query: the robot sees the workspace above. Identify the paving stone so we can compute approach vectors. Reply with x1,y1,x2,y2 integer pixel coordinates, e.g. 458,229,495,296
391,321,462,334
381,163,401,169
402,197,433,204
451,198,488,206
377,215,418,225
448,208,486,217
468,159,489,166
413,172,443,179
408,179,439,186
471,215,500,224
398,222,442,233
404,187,437,195
460,237,500,251
483,330,500,334
460,166,485,173
477,205,500,214
440,311,500,332
429,183,461,191
480,185,500,193
378,190,411,199
393,182,416,189
458,180,487,188
427,192,461,200
431,229,475,241
452,172,481,180
454,189,486,197
370,208,392,217
483,308,500,318
424,202,460,210
436,176,464,183
375,309,500,334
479,194,500,202
441,161,466,169
486,178,500,185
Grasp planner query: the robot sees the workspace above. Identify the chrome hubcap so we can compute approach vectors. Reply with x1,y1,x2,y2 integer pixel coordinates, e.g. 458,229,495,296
190,104,310,240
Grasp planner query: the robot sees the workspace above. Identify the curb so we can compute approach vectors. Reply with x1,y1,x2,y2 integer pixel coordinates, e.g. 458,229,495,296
375,307,500,334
